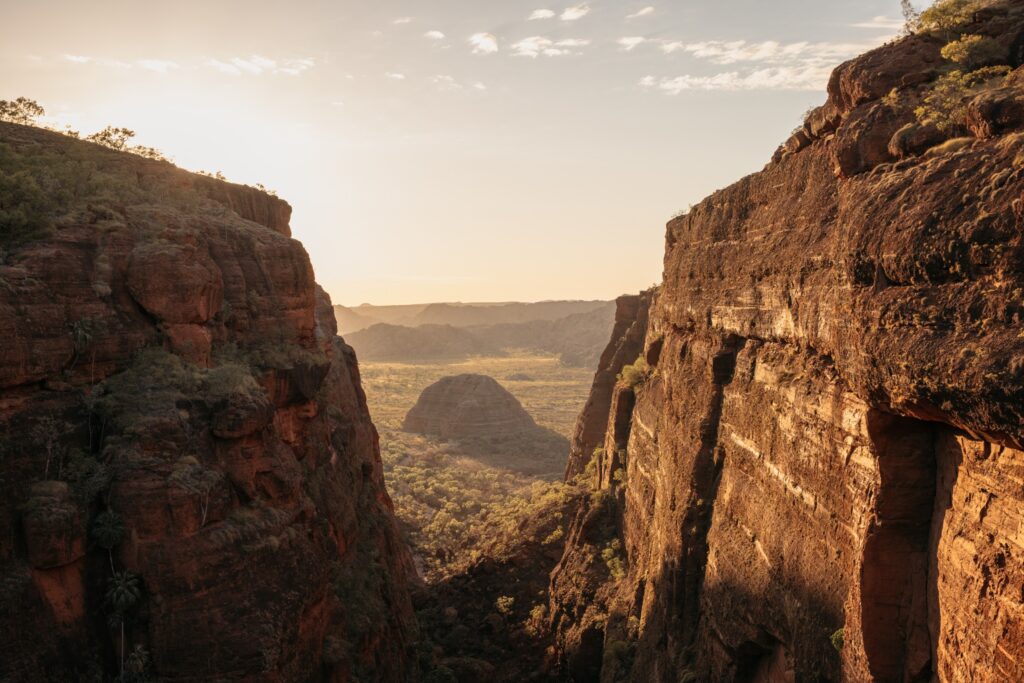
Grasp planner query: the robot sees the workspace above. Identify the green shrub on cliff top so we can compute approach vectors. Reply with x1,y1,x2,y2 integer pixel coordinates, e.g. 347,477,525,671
941,34,1004,68
919,0,995,33
915,66,1011,131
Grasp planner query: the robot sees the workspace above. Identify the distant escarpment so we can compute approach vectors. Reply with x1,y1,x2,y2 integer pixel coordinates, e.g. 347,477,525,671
0,123,415,681
344,302,616,368
547,6,1024,683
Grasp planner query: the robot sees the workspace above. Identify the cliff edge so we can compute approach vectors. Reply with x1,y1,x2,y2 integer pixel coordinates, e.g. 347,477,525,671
548,4,1024,682
0,122,416,681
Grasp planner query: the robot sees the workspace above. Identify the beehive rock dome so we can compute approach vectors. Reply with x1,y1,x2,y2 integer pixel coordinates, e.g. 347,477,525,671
402,374,538,440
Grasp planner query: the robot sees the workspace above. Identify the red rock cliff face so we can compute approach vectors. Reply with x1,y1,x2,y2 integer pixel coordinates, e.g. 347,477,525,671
0,123,416,681
549,8,1024,683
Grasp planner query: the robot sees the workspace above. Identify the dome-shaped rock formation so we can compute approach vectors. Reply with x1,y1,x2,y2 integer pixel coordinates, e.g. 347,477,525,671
402,374,538,440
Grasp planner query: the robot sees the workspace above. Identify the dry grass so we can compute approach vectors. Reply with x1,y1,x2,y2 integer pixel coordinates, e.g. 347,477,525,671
362,352,596,582
360,352,594,438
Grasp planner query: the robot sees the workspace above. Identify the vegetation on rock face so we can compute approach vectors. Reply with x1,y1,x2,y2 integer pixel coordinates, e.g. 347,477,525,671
830,627,846,653
617,356,651,388
918,0,996,34
916,66,1012,131
168,457,220,526
940,34,1004,67
904,0,1015,134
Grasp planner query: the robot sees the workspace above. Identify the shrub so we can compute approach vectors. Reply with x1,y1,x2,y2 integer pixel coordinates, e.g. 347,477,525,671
63,451,111,505
602,539,626,580
617,357,651,388
542,527,564,544
915,66,1011,131
941,34,1003,68
495,595,515,616
86,126,136,151
830,627,846,652
919,0,993,33
0,143,68,246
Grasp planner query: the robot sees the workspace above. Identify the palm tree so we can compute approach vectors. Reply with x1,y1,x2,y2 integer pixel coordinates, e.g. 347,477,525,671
106,571,142,676
91,510,125,572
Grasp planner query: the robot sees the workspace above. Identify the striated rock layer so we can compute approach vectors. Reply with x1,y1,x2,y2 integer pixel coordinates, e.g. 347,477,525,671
548,8,1024,683
0,123,416,681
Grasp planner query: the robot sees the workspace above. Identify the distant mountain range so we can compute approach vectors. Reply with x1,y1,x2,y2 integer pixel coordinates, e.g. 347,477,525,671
334,300,612,334
339,300,615,368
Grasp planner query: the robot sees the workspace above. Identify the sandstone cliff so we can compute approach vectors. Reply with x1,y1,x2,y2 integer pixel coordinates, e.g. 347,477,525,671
548,5,1024,682
0,122,416,681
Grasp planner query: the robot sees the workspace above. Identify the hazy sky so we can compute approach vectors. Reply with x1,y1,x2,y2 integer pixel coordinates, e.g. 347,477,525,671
1,1,914,305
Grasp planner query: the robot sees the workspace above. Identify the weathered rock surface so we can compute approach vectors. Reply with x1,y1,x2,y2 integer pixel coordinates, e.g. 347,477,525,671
403,374,540,441
547,9,1024,683
0,122,416,681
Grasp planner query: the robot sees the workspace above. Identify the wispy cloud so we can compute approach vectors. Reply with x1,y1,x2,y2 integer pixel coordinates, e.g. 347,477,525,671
617,37,647,51
561,4,591,21
386,72,406,80
627,6,655,19
512,36,590,57
137,59,178,73
529,9,556,20
424,30,446,40
431,75,489,92
670,40,870,65
851,15,903,30
640,65,834,93
643,37,882,93
469,33,499,54
276,58,315,76
62,54,131,68
206,55,315,76
393,17,413,25
207,58,241,75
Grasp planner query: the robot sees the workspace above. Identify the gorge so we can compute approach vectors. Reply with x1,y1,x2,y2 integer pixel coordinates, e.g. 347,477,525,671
2,1,1024,681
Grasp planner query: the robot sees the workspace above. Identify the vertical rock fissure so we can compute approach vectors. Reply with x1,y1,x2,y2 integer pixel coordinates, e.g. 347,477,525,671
679,335,746,648
860,412,938,683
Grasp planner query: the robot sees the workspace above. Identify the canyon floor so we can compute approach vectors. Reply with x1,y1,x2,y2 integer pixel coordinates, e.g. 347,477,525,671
360,353,592,581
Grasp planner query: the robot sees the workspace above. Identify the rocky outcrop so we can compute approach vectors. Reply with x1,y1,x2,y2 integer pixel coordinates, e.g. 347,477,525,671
548,8,1024,683
0,122,416,681
403,374,540,441
564,293,654,480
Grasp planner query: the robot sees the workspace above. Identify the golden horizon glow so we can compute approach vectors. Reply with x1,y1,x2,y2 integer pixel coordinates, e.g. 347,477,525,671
2,0,904,305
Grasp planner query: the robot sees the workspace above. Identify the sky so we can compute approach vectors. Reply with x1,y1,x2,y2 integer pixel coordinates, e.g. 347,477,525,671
1,1,918,305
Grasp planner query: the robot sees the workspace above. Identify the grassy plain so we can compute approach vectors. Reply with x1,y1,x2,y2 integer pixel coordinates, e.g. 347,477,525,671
358,352,595,581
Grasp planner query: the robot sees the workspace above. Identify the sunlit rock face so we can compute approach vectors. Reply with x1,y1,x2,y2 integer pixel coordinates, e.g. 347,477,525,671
0,122,416,681
547,7,1024,682
403,373,539,440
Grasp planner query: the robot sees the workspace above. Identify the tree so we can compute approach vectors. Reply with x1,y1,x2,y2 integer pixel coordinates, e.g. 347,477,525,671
0,98,45,124
122,644,150,682
105,571,143,677
919,0,989,34
30,416,70,479
901,1,922,34
168,456,220,527
86,126,136,150
91,509,126,571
